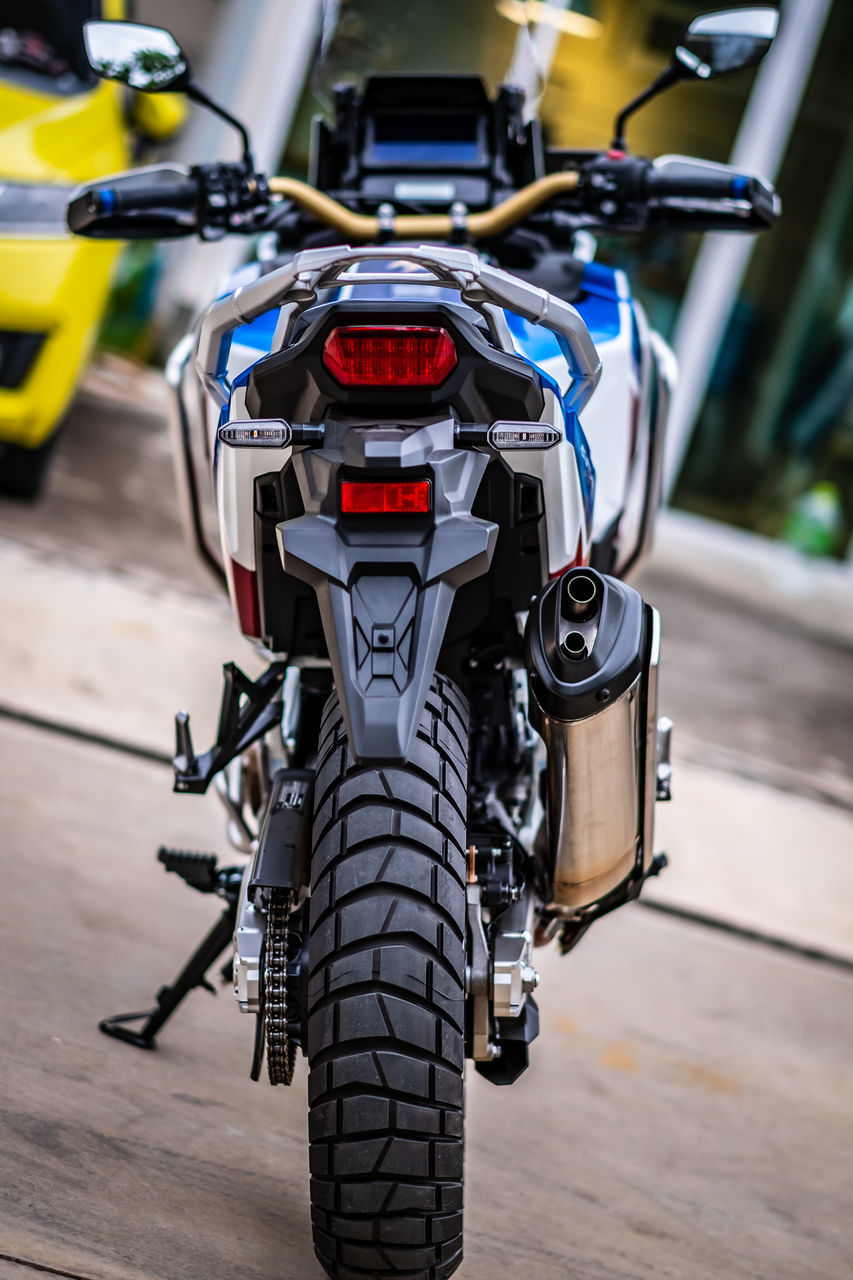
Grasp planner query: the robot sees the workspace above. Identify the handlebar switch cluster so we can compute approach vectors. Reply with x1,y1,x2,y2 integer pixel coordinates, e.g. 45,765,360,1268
577,156,653,229
191,162,270,239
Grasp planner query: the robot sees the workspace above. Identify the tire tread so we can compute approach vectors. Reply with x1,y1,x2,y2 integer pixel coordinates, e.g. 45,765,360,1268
307,678,468,1280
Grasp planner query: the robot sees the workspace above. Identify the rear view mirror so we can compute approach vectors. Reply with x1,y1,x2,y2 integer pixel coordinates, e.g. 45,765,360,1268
83,20,190,93
611,6,778,150
674,7,779,80
83,19,254,165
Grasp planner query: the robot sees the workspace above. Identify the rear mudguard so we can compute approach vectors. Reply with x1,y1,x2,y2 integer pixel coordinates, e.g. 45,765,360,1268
277,419,497,761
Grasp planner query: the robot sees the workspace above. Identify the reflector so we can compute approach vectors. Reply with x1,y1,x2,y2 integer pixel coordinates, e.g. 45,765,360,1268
323,326,457,387
340,479,432,515
228,557,261,637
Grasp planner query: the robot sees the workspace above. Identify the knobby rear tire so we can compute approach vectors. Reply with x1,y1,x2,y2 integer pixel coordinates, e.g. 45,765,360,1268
306,676,469,1280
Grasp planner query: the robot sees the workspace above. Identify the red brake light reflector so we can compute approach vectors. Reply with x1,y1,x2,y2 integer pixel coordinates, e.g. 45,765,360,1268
323,326,457,387
340,480,431,515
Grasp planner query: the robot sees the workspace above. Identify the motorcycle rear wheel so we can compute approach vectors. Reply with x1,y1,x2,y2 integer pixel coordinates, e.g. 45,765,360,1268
307,676,468,1280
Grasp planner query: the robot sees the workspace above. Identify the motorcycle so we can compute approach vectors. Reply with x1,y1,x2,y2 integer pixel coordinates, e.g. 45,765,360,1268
68,9,779,1279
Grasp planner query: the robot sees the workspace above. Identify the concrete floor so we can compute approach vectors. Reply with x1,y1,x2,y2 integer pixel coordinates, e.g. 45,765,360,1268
1,372,852,1278
2,718,851,1280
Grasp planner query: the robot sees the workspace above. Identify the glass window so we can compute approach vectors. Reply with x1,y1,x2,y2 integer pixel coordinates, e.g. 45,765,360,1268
674,0,853,558
0,1,101,91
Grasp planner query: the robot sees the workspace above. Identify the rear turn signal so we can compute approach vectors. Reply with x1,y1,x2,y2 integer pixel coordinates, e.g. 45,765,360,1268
323,326,457,387
340,479,431,515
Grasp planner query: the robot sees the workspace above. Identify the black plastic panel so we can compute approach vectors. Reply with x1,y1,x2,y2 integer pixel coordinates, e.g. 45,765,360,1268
254,467,325,655
245,301,545,426
441,458,547,673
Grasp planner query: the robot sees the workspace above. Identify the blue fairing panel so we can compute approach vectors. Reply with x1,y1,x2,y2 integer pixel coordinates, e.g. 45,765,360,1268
503,311,596,523
565,409,596,526
504,310,570,393
580,261,621,297
575,263,623,346
233,307,280,352
215,260,278,385
230,312,277,358
503,262,626,386
227,309,280,390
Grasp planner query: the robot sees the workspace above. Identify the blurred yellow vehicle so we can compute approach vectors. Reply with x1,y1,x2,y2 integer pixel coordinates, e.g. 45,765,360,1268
0,1,184,497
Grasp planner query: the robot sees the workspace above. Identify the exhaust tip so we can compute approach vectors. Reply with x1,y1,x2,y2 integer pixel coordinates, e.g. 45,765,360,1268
561,630,588,661
563,573,598,621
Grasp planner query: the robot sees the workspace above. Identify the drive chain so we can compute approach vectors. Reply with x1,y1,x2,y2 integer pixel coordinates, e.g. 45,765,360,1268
265,887,296,1086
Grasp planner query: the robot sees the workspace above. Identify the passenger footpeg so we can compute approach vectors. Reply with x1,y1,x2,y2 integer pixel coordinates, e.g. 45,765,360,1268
173,660,288,795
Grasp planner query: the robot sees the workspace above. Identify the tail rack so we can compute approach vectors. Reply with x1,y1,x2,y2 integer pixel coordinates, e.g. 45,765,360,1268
195,244,601,413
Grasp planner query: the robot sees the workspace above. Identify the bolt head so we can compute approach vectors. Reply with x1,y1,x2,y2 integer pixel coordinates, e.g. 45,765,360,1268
521,965,539,993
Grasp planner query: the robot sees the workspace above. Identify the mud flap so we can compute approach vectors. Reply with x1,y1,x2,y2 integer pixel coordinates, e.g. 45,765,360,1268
277,420,497,761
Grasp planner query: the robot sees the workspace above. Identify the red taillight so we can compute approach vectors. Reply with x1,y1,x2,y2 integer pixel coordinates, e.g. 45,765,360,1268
322,326,457,388
340,479,432,515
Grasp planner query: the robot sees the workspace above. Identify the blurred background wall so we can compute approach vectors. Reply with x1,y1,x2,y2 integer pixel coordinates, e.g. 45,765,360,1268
127,0,853,562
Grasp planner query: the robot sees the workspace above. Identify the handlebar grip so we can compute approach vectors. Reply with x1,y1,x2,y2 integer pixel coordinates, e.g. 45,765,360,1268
89,181,199,215
645,168,752,201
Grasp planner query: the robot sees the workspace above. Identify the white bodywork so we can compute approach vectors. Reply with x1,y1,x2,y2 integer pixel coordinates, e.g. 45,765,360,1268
167,243,674,627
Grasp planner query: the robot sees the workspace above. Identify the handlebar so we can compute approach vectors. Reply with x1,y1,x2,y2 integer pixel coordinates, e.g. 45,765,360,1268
266,171,581,240
268,160,777,238
67,155,778,244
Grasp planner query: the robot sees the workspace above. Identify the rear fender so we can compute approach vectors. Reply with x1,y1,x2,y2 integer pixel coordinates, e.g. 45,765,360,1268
277,419,496,761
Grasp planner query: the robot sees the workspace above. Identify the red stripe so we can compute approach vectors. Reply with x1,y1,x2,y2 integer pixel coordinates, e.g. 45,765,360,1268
549,534,588,580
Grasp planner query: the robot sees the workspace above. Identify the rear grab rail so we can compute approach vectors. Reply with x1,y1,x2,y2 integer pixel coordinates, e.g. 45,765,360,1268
195,243,601,414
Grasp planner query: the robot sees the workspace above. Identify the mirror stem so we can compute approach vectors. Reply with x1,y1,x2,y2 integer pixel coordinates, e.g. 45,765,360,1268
187,79,254,169
611,64,680,152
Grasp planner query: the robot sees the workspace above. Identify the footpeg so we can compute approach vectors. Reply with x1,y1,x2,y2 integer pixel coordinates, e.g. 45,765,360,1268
158,846,220,894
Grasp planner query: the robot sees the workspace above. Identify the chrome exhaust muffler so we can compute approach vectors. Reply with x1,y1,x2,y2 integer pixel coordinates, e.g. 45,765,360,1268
525,567,663,914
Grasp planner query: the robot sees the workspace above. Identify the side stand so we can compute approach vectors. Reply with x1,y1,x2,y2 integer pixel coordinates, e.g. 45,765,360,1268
99,851,243,1050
